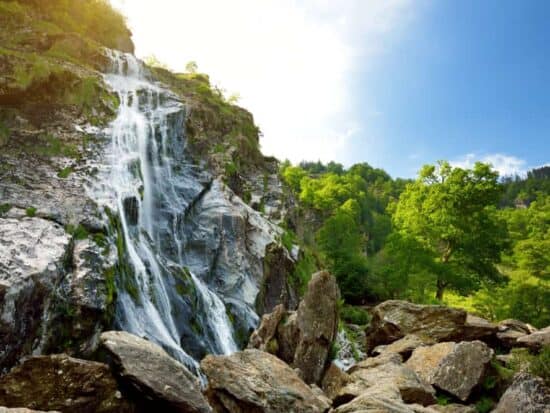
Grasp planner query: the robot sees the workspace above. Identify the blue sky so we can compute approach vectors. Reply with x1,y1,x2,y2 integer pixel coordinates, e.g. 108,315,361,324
348,0,550,177
114,0,549,178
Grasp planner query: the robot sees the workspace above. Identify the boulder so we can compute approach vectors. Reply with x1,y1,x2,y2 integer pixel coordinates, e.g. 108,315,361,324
0,217,71,371
496,319,538,348
373,334,434,360
406,341,493,401
460,315,497,341
99,331,211,413
516,326,550,351
333,384,438,413
0,354,132,413
321,363,351,401
248,271,340,384
365,300,467,352
201,349,330,413
337,354,436,406
492,373,550,413
294,271,340,384
247,304,285,353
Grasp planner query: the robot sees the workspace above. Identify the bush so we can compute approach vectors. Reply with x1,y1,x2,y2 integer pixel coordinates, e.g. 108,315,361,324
340,305,370,325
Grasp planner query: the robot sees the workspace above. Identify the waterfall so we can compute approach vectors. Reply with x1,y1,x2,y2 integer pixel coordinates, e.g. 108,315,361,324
95,50,238,372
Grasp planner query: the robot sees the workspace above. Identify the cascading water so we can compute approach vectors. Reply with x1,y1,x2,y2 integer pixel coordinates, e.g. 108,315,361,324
93,50,238,372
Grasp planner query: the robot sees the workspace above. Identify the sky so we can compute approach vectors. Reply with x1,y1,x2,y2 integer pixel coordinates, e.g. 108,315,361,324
111,0,549,178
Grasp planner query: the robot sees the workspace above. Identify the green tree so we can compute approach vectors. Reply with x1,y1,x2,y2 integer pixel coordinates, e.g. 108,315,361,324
393,161,508,300
185,60,198,74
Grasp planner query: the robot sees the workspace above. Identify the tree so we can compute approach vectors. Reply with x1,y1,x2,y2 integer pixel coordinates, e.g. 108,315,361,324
392,161,508,300
185,60,198,74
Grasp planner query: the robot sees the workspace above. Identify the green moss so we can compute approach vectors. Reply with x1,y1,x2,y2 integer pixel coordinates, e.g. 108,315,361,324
475,397,495,413
65,223,89,240
27,134,79,158
329,341,341,361
0,203,12,216
25,206,36,217
266,338,279,354
57,166,73,178
436,394,452,406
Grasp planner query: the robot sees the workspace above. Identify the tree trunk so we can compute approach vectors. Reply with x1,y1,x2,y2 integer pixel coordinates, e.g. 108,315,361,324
435,279,445,301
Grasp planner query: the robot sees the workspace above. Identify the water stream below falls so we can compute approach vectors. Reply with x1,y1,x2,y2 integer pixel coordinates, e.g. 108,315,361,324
94,51,238,373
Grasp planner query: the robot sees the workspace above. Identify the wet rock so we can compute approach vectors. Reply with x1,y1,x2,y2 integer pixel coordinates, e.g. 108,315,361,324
0,217,71,371
373,334,434,360
0,354,132,413
294,271,340,384
122,196,139,226
516,326,550,351
321,363,352,401
337,354,436,406
406,341,493,401
99,331,211,413
201,349,329,413
365,300,467,352
492,373,550,413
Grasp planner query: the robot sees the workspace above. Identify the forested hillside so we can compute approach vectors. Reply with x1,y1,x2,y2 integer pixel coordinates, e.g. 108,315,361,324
281,160,550,328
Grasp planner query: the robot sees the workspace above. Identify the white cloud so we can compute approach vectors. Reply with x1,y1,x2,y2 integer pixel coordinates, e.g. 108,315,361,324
110,0,414,163
451,153,528,177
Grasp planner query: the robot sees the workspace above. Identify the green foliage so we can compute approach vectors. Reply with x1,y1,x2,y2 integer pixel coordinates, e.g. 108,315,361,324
0,203,12,216
185,60,198,74
340,305,370,325
509,346,550,385
25,206,36,217
57,166,73,178
65,224,89,240
290,248,317,296
392,161,508,300
436,394,452,406
475,397,495,413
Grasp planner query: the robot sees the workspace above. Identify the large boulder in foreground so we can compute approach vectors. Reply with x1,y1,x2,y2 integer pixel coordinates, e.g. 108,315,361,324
406,341,493,401
294,270,340,384
201,349,330,413
492,373,550,413
248,271,340,385
99,331,211,413
365,300,467,352
0,354,132,413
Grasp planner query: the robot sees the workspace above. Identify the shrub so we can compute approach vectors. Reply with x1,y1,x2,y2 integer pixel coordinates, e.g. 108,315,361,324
340,305,370,325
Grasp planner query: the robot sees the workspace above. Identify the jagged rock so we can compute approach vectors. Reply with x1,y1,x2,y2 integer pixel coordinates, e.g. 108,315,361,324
496,319,537,348
406,341,493,401
333,384,438,413
277,311,300,363
294,271,340,384
248,271,340,384
516,326,550,350
492,373,550,413
201,349,329,413
321,363,352,401
349,352,404,370
310,384,332,409
0,354,132,413
256,244,298,315
0,217,71,371
429,404,476,413
365,300,467,352
99,331,211,413
336,353,436,406
373,334,434,360
247,303,285,352
460,315,497,341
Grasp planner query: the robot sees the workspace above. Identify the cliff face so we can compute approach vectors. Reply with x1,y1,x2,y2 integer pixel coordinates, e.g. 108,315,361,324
0,0,297,373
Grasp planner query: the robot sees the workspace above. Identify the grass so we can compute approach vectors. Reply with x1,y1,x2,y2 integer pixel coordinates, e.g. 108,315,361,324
57,166,73,178
25,206,36,217
0,203,12,216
